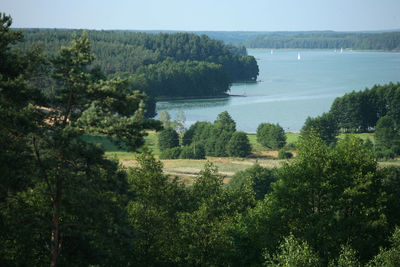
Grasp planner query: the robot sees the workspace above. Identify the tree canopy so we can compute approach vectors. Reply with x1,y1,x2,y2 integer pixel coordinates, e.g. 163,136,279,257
256,122,286,149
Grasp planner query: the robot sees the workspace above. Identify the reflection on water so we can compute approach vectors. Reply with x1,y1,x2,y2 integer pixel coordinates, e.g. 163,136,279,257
157,97,231,111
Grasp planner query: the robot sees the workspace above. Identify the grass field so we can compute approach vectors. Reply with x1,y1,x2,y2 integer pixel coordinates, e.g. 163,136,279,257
84,131,398,183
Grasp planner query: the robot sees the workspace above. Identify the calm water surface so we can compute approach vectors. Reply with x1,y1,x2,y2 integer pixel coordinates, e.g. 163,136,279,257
156,49,400,133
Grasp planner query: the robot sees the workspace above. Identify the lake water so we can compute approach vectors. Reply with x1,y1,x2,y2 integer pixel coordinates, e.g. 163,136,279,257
156,49,400,133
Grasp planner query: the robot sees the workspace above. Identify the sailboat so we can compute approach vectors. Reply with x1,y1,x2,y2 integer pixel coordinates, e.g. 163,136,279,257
297,52,301,60
270,49,274,55
340,47,343,54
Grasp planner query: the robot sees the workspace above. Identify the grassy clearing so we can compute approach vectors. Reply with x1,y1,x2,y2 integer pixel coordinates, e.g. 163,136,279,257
84,131,398,183
338,132,375,143
120,156,284,184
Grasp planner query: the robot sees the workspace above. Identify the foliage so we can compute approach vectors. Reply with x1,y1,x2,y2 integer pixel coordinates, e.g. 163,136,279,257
215,110,237,132
175,162,255,265
158,127,179,151
228,164,277,200
173,109,186,133
179,144,206,159
158,110,172,129
227,131,252,157
278,148,293,159
256,122,286,149
374,115,400,159
4,13,400,266
301,112,339,145
20,29,259,82
368,227,400,267
136,58,230,98
329,82,400,132
332,245,361,267
127,150,188,265
159,147,182,159
264,234,321,267
265,133,388,262
183,111,239,157
0,16,161,266
245,32,400,51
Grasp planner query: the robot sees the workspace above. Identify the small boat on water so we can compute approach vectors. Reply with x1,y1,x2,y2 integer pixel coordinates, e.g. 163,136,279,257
340,47,343,53
270,49,274,55
297,52,301,60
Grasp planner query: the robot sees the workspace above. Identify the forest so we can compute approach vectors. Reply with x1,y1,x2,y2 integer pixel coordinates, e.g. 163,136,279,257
2,13,400,266
245,32,400,50
15,29,259,117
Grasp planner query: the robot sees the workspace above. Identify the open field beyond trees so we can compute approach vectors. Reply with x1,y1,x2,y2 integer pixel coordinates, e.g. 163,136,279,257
83,131,399,183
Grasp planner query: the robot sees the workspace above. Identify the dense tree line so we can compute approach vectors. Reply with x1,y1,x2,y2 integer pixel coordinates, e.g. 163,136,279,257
297,83,400,158
135,58,230,98
159,111,251,159
16,29,259,116
182,111,252,158
329,82,400,132
245,32,400,50
18,29,259,81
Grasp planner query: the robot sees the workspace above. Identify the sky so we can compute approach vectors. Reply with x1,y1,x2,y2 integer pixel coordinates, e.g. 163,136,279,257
2,0,400,31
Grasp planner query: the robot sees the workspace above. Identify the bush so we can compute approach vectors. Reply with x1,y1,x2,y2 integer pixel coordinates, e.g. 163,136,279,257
179,144,206,159
278,149,293,159
227,164,277,200
284,142,297,150
257,123,286,149
375,115,400,158
158,127,179,151
227,131,252,157
159,147,182,159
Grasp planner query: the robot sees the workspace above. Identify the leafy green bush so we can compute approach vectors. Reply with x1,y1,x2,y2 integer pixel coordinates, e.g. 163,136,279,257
228,164,277,200
375,115,400,159
179,144,206,159
159,147,182,159
278,149,293,159
264,234,320,267
284,142,296,150
256,123,286,149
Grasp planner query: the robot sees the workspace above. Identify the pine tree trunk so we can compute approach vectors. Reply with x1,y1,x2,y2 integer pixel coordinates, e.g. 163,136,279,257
50,177,62,267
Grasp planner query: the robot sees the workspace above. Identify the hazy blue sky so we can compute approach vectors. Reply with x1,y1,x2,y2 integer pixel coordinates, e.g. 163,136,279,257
3,0,400,31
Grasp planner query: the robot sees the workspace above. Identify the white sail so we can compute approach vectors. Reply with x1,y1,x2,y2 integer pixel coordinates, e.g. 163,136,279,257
271,49,274,55
297,52,301,60
340,48,343,53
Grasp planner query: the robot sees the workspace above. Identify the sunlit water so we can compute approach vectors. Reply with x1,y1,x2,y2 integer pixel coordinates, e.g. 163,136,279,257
156,49,400,133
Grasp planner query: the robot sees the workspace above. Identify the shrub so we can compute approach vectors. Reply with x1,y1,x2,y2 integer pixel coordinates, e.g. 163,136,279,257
228,164,277,200
257,123,286,149
278,149,293,159
159,147,182,159
227,131,252,157
375,115,400,158
179,144,206,159
158,127,179,151
284,142,297,150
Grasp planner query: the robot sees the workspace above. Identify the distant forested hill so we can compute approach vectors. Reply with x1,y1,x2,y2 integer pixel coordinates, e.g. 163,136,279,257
18,29,259,82
244,32,400,50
